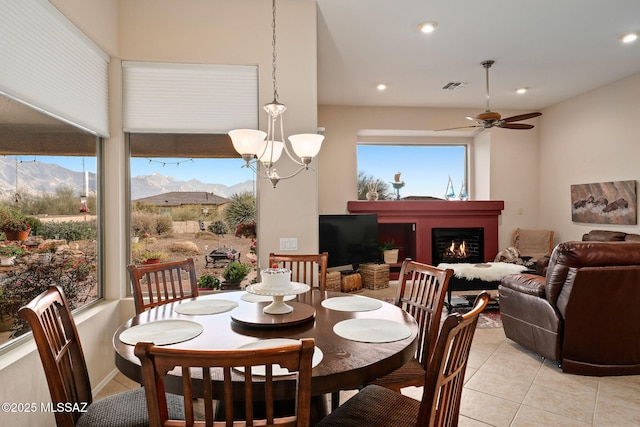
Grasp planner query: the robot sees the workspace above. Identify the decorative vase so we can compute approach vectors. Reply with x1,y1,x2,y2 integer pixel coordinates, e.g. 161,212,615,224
366,191,379,201
220,281,242,291
458,182,468,201
444,176,456,200
3,230,30,241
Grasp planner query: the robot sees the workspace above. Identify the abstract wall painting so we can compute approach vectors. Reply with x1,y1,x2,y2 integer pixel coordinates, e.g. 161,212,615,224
571,180,637,224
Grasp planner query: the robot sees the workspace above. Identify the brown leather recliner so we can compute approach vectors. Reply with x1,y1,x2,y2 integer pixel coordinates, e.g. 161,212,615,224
499,241,640,376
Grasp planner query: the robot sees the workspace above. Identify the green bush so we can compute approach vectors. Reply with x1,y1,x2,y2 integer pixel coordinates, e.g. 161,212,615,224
222,261,251,283
39,220,97,241
208,220,227,235
197,274,220,289
223,192,256,230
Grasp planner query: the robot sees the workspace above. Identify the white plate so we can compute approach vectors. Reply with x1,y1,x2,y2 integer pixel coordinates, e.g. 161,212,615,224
174,299,238,315
333,318,412,343
241,293,296,303
234,338,323,376
321,296,382,312
119,319,203,346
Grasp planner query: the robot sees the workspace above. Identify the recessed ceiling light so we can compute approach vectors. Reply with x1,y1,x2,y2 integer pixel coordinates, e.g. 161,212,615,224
376,83,387,91
417,21,438,34
620,32,638,43
516,87,528,94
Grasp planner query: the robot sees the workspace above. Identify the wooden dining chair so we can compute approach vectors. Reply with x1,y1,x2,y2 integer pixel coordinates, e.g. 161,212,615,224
128,257,199,314
269,252,328,291
316,292,489,427
369,259,453,392
17,285,184,427
134,337,316,427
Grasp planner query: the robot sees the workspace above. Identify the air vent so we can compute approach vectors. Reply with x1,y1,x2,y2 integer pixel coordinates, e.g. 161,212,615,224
442,82,466,90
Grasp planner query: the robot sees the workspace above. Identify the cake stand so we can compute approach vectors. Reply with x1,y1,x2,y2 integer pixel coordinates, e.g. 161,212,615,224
245,282,310,314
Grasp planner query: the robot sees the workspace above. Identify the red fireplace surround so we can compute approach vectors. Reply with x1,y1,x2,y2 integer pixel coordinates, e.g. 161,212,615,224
347,200,505,275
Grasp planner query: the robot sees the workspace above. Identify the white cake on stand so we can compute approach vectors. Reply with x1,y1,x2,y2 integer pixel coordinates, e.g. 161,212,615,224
246,268,310,314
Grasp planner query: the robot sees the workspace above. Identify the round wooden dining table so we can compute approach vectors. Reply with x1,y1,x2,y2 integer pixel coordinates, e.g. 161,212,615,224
113,289,418,418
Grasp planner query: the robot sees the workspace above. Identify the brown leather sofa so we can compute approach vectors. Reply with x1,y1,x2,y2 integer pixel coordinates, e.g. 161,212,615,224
582,229,640,242
499,241,640,375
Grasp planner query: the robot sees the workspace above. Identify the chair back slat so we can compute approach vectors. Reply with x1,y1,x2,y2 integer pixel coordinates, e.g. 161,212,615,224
135,338,315,427
128,258,199,314
418,292,490,426
269,253,328,291
395,259,453,368
18,286,93,427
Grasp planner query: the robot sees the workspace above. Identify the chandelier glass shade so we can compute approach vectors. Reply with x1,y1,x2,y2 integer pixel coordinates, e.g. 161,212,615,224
227,0,323,188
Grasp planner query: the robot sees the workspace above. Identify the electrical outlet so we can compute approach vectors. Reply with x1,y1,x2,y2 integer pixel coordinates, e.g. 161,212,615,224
279,238,298,251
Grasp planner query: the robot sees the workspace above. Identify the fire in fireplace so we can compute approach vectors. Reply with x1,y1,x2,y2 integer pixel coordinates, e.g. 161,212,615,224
432,228,484,265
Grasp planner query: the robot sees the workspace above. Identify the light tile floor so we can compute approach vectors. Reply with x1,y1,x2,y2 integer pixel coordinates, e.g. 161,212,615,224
99,285,640,426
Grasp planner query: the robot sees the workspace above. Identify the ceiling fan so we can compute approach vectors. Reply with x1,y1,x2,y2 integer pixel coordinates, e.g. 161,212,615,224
438,60,541,132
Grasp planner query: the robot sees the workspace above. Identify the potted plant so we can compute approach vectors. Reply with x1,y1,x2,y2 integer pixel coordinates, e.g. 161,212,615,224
379,241,399,264
197,274,220,293
0,208,31,241
222,261,251,289
138,251,169,264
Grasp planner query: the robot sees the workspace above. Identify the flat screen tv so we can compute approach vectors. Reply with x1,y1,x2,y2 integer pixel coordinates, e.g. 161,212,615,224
319,214,379,270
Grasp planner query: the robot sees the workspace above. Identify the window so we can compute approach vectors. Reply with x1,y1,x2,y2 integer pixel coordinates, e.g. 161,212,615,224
128,134,258,289
0,150,100,350
357,144,467,200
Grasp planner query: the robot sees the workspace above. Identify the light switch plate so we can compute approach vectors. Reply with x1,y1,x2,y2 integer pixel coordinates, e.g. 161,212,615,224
279,237,298,251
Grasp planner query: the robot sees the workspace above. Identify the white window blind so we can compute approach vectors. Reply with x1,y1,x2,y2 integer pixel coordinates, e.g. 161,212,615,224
122,62,258,133
0,0,110,137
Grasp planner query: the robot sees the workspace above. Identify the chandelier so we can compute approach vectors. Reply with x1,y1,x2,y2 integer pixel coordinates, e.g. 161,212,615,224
228,0,324,188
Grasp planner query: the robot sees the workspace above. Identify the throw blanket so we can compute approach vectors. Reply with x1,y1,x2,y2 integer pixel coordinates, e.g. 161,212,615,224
437,262,529,282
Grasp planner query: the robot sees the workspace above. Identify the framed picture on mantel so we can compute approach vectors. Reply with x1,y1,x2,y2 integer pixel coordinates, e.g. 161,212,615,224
571,180,637,225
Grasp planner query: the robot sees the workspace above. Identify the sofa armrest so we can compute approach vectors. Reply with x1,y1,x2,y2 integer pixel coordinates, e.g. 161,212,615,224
500,273,546,298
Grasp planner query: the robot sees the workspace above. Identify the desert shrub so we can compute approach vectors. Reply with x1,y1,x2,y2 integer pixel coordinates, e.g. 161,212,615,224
195,231,216,240
171,206,200,222
39,220,97,241
223,192,256,229
131,211,173,236
168,241,199,255
209,220,227,235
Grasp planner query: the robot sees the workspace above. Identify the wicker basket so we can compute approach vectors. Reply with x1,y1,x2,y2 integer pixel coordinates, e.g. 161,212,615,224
341,272,363,293
325,271,342,292
359,263,390,290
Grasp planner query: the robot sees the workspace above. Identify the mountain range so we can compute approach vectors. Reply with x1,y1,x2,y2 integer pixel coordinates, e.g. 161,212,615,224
0,157,253,200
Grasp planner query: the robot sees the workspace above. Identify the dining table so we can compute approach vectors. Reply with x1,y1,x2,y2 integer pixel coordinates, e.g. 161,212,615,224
113,288,419,421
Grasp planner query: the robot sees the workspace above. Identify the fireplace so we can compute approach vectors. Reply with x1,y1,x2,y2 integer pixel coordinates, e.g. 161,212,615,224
347,200,504,278
432,228,484,265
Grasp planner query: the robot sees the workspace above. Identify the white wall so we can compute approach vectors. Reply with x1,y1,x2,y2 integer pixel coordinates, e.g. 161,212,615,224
0,1,319,425
538,73,640,241
317,105,541,249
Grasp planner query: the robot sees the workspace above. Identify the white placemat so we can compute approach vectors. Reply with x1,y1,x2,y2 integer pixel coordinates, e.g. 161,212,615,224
240,293,296,303
333,318,412,343
234,338,323,376
174,299,238,315
119,320,203,346
321,296,382,312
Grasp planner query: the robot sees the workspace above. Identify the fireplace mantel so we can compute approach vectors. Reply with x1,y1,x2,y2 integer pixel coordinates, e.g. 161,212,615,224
347,200,505,271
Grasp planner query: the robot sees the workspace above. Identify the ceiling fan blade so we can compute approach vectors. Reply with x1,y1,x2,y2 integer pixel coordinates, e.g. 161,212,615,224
434,125,481,131
502,112,542,123
499,123,534,129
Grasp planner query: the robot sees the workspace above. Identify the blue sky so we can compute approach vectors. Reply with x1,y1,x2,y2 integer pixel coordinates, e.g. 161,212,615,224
23,146,466,195
357,145,466,198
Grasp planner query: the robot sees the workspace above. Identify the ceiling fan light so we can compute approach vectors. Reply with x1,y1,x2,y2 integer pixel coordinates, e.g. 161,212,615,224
288,133,324,160
228,129,267,156
418,21,438,34
621,32,638,43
